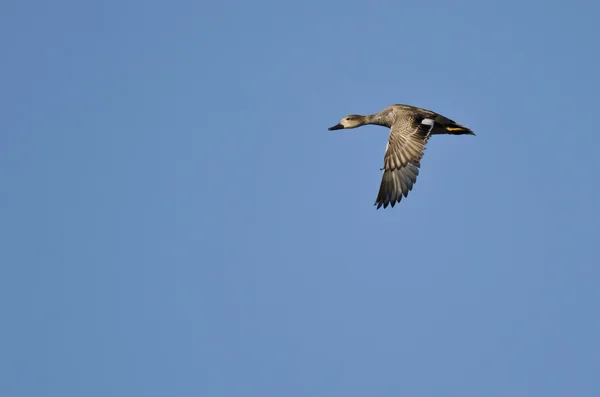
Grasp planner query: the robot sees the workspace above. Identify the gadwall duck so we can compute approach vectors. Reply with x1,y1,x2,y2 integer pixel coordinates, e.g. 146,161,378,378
328,104,475,209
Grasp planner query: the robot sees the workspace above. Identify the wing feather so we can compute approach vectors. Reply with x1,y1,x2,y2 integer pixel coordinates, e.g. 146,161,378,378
375,116,433,209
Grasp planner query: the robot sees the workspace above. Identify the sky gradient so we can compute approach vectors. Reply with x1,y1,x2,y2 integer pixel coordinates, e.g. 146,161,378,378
1,0,600,396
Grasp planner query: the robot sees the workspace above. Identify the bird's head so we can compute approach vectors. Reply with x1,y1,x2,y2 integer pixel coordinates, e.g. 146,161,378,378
328,114,365,130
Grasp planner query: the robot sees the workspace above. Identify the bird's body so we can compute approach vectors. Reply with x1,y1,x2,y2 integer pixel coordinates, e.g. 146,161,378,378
328,104,475,209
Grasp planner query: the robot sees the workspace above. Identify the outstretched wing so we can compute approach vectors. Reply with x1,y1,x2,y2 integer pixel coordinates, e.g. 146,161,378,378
375,117,434,209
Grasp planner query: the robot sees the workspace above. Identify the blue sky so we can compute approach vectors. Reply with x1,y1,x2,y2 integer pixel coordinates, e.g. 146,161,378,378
1,0,599,396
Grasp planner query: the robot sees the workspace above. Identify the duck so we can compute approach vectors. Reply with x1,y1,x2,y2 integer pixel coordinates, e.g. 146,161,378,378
328,104,475,209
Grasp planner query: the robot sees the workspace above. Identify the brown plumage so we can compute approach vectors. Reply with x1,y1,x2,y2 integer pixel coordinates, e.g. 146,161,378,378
328,104,475,209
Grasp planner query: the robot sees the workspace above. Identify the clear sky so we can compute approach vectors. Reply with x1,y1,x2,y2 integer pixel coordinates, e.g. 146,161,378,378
1,0,599,396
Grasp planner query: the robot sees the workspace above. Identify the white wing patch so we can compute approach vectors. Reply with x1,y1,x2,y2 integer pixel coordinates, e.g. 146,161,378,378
421,118,435,138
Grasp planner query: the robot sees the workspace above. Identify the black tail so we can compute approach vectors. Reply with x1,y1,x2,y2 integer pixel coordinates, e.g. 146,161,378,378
443,121,475,135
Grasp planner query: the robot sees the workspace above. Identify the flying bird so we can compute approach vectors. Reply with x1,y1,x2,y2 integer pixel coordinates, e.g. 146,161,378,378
328,104,475,209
